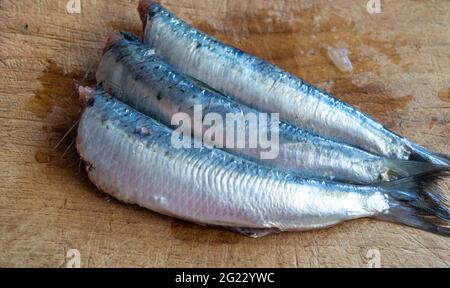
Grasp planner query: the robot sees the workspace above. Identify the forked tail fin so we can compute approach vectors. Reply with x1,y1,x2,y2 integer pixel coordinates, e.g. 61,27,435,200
406,141,450,166
376,172,450,236
383,159,450,180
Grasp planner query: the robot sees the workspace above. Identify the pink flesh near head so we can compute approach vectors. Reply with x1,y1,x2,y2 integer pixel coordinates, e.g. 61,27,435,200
103,32,125,54
78,86,96,110
138,0,156,28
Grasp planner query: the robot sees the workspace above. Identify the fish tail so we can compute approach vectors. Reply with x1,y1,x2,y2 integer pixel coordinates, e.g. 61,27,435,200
382,158,450,180
376,172,450,236
406,141,450,166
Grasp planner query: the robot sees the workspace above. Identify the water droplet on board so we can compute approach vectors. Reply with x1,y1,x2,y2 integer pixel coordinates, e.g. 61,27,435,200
326,44,353,73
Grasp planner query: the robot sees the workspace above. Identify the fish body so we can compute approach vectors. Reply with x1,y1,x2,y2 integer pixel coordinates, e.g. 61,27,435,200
77,88,450,236
97,32,445,184
139,0,449,166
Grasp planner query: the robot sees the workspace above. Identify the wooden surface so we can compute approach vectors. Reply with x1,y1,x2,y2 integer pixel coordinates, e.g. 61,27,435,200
1,0,449,268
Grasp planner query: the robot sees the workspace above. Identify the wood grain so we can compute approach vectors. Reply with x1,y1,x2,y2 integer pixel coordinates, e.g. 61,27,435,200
0,0,449,267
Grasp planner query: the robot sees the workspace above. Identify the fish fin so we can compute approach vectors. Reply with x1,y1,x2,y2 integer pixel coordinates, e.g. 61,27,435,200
227,227,279,238
382,159,450,180
436,152,450,164
406,141,450,166
376,204,450,236
376,172,450,236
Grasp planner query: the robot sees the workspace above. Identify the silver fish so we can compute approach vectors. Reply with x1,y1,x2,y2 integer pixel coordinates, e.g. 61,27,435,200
96,32,446,184
76,87,450,236
139,0,449,166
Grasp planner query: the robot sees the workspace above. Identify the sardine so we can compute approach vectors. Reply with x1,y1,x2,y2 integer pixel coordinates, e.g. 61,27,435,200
138,0,450,166
96,32,447,184
76,87,450,236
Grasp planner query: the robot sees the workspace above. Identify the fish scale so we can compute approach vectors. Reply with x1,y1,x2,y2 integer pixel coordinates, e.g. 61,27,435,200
97,31,447,184
139,0,450,166
77,90,383,229
76,88,450,236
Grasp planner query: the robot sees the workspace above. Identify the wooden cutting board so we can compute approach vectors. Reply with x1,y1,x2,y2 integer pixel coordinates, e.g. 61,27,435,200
1,0,449,267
